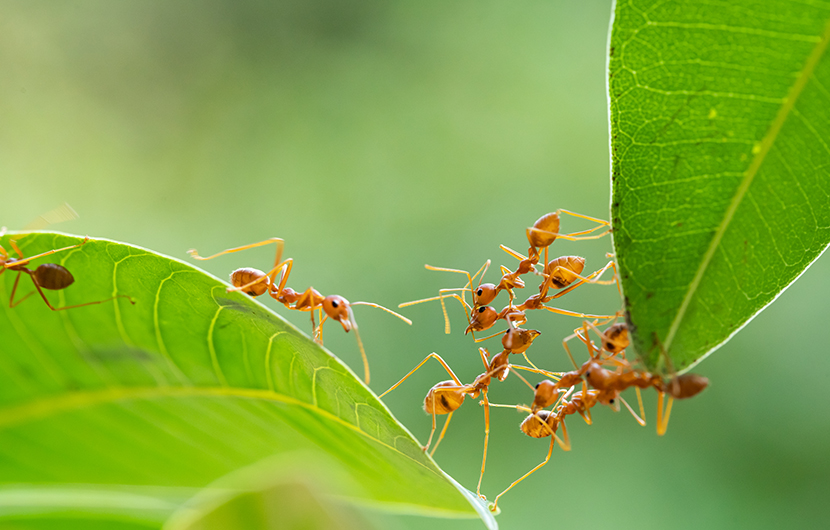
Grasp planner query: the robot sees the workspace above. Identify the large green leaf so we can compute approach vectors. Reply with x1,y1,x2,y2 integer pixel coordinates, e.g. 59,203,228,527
0,232,496,529
609,1,830,371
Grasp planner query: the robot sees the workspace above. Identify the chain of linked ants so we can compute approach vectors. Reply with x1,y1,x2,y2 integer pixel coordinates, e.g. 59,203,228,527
381,210,709,512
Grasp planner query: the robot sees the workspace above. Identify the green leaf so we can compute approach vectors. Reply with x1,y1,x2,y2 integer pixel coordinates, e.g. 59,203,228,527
609,1,830,371
163,453,376,530
0,232,496,529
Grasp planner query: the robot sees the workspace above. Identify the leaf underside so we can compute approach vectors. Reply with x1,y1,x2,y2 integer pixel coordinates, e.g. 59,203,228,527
0,232,495,529
609,0,830,371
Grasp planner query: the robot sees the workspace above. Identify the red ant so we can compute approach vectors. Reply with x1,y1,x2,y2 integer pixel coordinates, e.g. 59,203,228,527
524,210,611,269
487,384,604,511
379,347,551,498
188,238,411,385
559,321,708,435
1,234,133,311
398,260,492,334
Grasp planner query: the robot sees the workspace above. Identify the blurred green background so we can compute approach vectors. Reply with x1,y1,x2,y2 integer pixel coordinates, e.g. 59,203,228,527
1,1,828,529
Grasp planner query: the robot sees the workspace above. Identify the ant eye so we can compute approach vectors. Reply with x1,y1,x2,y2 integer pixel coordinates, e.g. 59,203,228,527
609,399,615,404
477,289,483,296
478,306,486,313
534,382,540,389
331,300,339,308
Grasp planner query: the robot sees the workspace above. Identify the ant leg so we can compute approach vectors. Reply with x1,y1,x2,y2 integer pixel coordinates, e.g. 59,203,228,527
345,306,370,385
540,305,616,320
635,387,646,424
619,395,646,426
188,238,284,262
22,202,79,231
520,352,540,372
8,272,36,307
509,364,562,382
424,401,439,452
478,347,490,370
309,307,318,340
500,244,526,261
351,302,412,325
473,329,506,343
5,237,89,269
490,436,555,512
15,273,133,311
506,366,547,393
557,419,571,451
378,353,463,398
476,390,491,498
558,209,610,228
656,393,674,436
429,411,453,457
424,264,474,291
399,291,469,334
561,331,582,369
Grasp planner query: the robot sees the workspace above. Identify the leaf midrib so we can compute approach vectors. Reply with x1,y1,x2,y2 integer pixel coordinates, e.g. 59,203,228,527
662,15,830,354
0,385,444,482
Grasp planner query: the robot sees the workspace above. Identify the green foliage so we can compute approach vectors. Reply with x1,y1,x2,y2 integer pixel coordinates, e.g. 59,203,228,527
0,232,495,529
609,0,830,371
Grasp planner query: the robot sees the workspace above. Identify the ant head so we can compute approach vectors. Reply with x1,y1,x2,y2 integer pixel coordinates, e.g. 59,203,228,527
323,295,352,331
527,212,560,248
474,283,498,306
502,327,541,353
597,389,620,411
532,380,557,412
583,361,611,389
465,306,498,334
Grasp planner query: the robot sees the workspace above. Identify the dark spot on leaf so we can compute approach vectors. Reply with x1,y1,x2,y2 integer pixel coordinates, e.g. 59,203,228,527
95,346,155,362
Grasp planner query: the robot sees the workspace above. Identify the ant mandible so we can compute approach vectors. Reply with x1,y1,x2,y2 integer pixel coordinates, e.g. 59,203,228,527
1,234,133,311
188,238,411,385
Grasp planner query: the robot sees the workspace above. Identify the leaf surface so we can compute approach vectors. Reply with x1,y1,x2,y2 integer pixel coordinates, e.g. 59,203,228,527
0,232,495,529
609,0,830,371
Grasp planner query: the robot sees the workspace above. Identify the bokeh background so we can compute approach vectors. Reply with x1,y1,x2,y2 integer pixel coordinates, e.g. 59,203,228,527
2,1,829,529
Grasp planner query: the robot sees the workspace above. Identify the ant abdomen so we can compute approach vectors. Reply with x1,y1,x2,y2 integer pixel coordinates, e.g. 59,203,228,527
423,380,465,415
601,323,629,353
521,411,558,438
545,256,585,289
527,212,560,248
33,263,74,290
230,267,269,296
669,373,709,399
